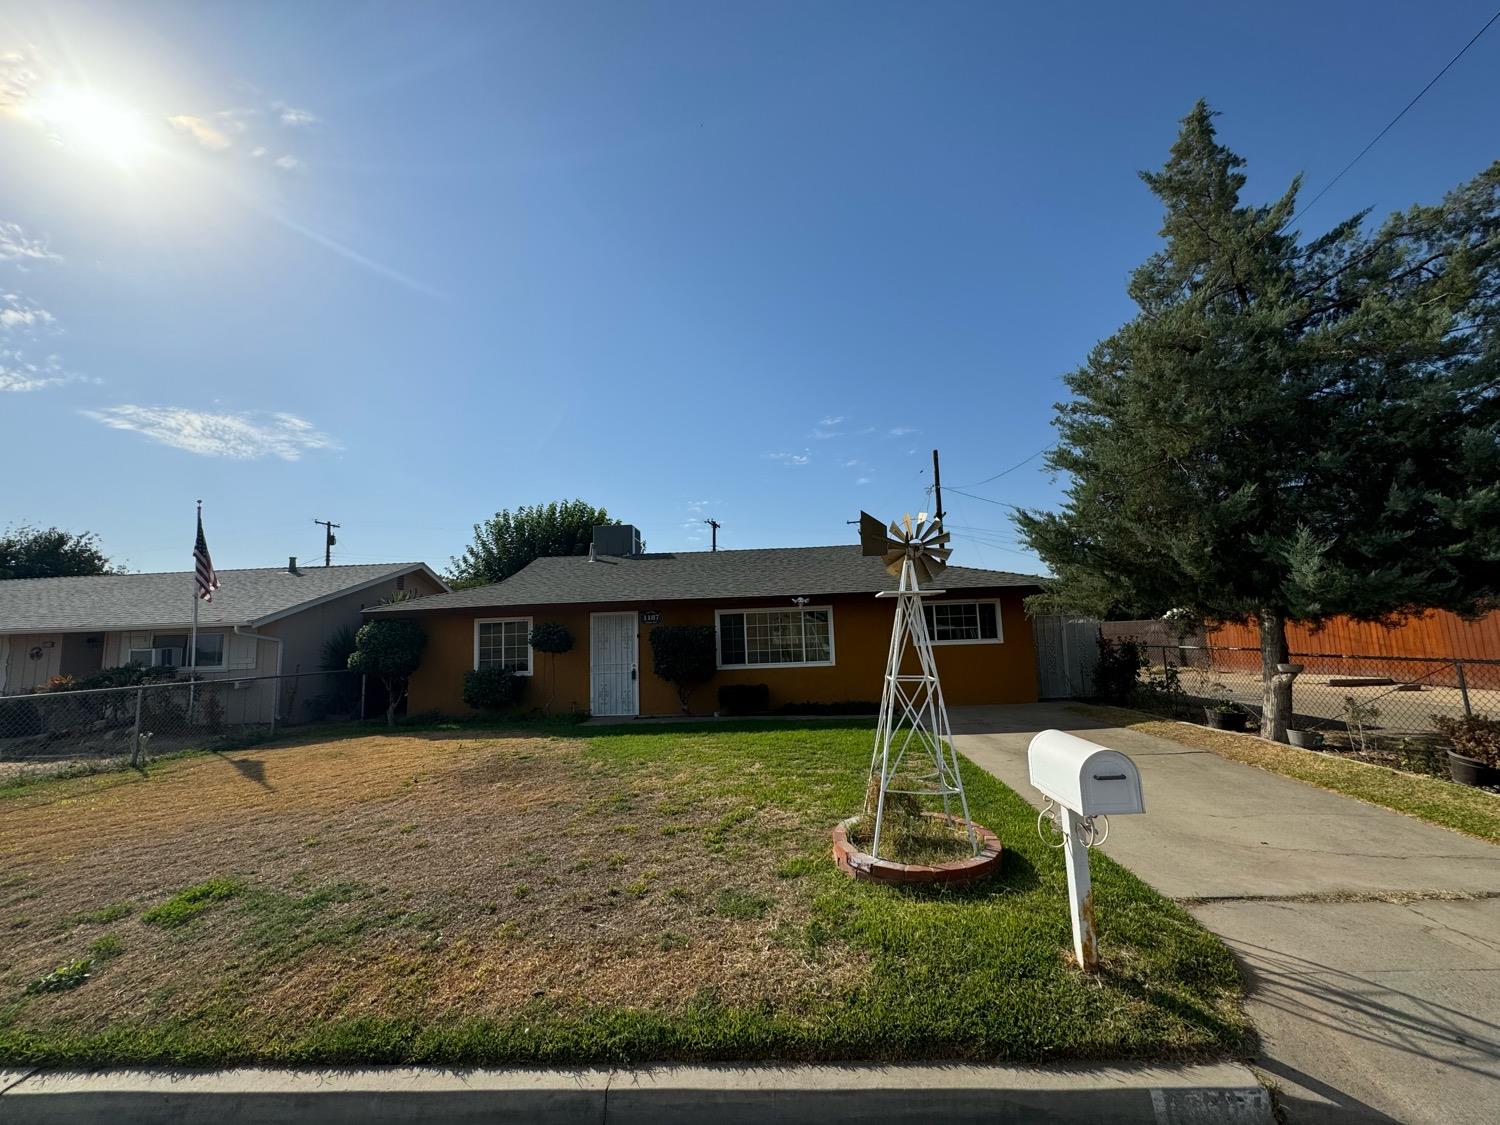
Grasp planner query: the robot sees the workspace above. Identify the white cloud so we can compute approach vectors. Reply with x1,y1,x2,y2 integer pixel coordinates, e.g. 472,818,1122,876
767,451,810,466
167,114,232,151
819,415,844,426
0,221,60,263
889,426,919,436
0,294,55,331
82,406,340,460
812,426,842,440
250,146,267,158
273,154,300,171
855,477,871,485
1,350,73,392
277,105,318,127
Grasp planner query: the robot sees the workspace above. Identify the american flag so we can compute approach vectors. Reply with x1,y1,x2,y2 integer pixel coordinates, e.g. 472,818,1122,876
194,510,220,603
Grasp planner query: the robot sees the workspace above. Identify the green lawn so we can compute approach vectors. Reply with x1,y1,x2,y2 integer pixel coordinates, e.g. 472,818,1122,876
0,719,1247,1066
1071,703,1500,843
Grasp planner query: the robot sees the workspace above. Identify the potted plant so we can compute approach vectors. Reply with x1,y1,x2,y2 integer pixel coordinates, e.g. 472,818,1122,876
1286,728,1324,749
1434,714,1500,789
1204,699,1246,731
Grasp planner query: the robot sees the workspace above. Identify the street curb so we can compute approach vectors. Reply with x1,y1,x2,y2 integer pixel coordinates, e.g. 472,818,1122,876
0,1061,1272,1123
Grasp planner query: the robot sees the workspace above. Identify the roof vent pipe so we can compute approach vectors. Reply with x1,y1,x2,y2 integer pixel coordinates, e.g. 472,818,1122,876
288,556,298,573
588,543,596,563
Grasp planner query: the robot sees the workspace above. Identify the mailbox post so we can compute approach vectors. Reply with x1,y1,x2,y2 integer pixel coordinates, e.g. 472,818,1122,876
1028,729,1145,973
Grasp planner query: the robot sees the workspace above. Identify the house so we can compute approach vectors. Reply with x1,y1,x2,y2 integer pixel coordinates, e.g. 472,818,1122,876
0,559,447,720
366,526,1043,718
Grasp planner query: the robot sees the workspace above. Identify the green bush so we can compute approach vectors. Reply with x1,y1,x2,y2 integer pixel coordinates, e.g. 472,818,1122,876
349,620,427,726
649,625,716,713
528,621,574,655
718,683,769,715
1093,636,1145,702
463,666,527,712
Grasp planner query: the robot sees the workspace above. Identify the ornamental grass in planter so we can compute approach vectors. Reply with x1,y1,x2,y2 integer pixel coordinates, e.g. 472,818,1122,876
1435,714,1500,789
1204,701,1247,731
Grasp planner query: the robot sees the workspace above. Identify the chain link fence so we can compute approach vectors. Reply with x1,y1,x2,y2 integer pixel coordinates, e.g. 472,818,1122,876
0,669,366,771
1133,643,1498,767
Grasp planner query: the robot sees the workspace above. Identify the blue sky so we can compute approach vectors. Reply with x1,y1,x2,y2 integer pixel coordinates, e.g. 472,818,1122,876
1,1,1497,577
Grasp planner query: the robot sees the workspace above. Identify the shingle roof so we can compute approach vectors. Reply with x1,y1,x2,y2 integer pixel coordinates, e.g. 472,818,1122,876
0,563,437,633
368,546,1042,613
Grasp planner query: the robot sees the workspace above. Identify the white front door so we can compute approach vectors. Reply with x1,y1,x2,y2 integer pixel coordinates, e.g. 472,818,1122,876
590,612,639,717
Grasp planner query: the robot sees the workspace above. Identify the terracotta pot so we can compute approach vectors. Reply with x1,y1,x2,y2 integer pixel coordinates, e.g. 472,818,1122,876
1447,750,1500,789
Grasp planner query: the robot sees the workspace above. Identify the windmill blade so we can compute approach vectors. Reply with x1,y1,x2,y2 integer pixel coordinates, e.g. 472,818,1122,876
925,546,953,565
882,547,906,574
859,511,894,557
901,513,914,539
912,554,935,586
919,529,951,548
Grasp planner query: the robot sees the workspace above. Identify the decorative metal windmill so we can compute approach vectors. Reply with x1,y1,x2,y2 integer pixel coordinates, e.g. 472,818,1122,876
860,510,978,858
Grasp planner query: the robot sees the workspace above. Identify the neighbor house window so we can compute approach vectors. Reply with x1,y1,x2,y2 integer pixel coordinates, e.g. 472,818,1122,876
922,601,1002,644
475,617,532,675
716,607,834,668
130,632,225,668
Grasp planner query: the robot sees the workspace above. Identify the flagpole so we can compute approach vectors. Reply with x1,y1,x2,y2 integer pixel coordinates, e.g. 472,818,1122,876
190,500,201,716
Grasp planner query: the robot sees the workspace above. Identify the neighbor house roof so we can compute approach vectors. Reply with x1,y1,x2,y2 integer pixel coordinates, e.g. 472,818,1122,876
0,562,446,634
367,545,1042,614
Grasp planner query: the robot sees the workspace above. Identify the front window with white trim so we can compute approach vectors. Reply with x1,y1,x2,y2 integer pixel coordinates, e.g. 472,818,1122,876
922,601,1002,644
716,607,834,668
129,631,226,669
475,617,532,675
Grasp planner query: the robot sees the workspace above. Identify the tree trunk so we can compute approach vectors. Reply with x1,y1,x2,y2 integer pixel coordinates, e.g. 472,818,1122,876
1257,609,1294,742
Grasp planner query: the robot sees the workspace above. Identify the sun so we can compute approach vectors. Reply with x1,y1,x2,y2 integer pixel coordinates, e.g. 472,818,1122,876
21,86,153,166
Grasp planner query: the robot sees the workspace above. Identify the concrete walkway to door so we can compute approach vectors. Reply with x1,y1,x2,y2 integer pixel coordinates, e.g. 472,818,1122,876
950,703,1500,1125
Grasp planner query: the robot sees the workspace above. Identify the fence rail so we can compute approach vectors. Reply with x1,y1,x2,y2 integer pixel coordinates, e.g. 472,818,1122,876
0,669,366,767
1136,642,1498,738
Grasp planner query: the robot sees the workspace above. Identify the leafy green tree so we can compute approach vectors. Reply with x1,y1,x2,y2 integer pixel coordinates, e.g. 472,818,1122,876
648,625,716,713
448,500,623,587
1018,102,1499,741
0,525,117,579
348,620,427,726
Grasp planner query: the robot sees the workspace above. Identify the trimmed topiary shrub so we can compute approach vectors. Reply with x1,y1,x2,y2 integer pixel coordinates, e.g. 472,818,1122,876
462,666,527,712
649,625,717,713
718,683,770,716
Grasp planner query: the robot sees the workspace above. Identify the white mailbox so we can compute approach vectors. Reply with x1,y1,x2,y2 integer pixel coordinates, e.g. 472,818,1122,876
1027,729,1145,974
1028,729,1144,817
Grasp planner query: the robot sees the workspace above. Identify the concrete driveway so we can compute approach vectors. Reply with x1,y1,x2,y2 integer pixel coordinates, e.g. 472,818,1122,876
950,703,1500,1125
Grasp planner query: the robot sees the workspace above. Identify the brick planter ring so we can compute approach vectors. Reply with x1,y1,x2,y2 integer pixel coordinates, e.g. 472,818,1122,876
832,814,1002,884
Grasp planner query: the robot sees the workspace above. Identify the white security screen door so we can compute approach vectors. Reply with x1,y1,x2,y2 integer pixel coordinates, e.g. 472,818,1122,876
590,612,638,716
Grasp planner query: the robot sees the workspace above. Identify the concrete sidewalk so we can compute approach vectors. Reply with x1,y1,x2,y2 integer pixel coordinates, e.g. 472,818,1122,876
0,1061,1270,1123
951,703,1500,1125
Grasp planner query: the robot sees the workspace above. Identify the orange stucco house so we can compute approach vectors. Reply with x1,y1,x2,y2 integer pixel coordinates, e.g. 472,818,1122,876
366,526,1043,718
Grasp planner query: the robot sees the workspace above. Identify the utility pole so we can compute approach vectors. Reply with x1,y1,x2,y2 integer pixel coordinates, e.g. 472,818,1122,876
314,518,340,567
931,448,945,524
704,518,721,552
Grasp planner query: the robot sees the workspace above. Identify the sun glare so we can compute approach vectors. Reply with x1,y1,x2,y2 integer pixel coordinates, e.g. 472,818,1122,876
23,86,153,166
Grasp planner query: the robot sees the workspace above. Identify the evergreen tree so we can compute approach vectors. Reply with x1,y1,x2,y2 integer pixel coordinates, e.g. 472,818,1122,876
1018,102,1499,740
448,499,621,587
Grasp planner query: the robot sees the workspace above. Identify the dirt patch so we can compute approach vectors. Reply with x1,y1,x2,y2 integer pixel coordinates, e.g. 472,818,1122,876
1,731,860,1034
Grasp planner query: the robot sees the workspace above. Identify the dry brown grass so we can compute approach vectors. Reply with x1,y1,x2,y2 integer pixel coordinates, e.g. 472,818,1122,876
1,730,858,1037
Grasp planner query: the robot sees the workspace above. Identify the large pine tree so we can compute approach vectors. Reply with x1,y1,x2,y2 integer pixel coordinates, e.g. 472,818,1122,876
1018,102,1499,740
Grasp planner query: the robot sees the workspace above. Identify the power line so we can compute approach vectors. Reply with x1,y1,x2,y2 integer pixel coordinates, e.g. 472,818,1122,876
948,446,1053,490
945,486,1023,511
1290,7,1500,225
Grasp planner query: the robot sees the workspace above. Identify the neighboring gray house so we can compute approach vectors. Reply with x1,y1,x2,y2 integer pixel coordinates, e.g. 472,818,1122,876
0,559,447,719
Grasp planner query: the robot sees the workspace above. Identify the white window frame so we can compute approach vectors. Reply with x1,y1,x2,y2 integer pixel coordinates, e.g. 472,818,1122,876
713,605,836,670
133,631,228,671
473,616,534,676
922,599,1004,646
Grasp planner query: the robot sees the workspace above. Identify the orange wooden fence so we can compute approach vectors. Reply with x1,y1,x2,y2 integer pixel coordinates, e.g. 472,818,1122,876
1207,610,1500,660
